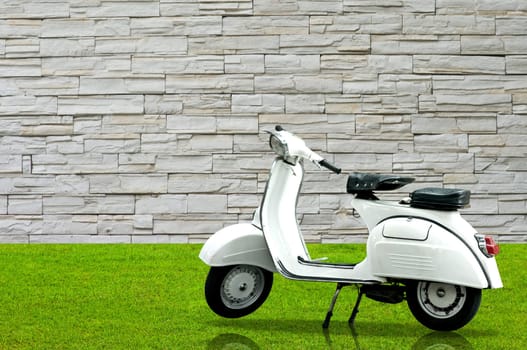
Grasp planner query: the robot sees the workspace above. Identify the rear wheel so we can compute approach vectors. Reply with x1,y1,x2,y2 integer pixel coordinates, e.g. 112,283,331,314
406,281,481,331
205,265,273,318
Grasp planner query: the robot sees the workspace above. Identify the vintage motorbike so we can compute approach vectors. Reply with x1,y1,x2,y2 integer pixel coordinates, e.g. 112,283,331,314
199,126,502,331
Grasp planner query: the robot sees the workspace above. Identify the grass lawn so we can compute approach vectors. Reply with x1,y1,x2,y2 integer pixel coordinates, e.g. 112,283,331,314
0,244,525,349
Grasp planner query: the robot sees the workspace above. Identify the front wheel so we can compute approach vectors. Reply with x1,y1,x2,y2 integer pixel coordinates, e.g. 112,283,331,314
205,265,273,318
406,281,481,331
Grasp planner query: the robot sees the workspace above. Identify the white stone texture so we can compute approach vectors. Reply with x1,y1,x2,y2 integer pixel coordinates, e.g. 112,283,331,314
0,0,526,242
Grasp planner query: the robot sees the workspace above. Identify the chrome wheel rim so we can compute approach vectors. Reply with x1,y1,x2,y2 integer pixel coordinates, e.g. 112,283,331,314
417,282,467,319
221,265,265,309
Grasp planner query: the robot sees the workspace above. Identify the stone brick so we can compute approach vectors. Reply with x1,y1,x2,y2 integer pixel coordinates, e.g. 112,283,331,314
58,95,144,115
513,94,527,114
180,94,232,114
156,155,212,173
166,74,253,94
217,115,259,134
0,216,41,236
506,56,527,74
166,115,216,133
403,15,495,34
131,16,222,36
414,134,468,153
8,195,42,215
70,1,159,18
0,196,6,214
232,94,285,113
198,0,253,15
79,77,165,95
280,34,370,54
31,235,131,243
226,16,307,36
5,38,40,57
412,114,497,134
378,74,431,94
212,154,272,173
0,136,46,155
43,195,135,215
144,95,183,114
461,36,527,55
160,0,199,16
136,195,187,214
133,55,223,74
102,115,166,134
285,95,326,113
0,96,57,116
343,0,435,14
0,19,41,37
189,36,279,54
188,194,228,213
498,114,527,134
414,55,505,74
254,0,342,15
0,58,40,77
372,35,460,55
497,16,527,35
32,154,118,174
420,94,512,113
394,153,474,173
97,215,150,235
0,2,69,19
153,215,228,235
311,14,402,34
42,56,131,76
255,74,341,93
225,55,264,74
41,19,96,37
168,173,257,194
42,215,97,235
1,77,79,96
89,174,167,194
40,38,95,57
96,36,187,55
0,155,21,173
265,55,320,73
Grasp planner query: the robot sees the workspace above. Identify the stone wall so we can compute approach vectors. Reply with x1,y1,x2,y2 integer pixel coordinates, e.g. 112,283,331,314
1,0,526,243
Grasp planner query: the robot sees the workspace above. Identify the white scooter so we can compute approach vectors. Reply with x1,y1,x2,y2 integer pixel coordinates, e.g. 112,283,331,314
199,126,502,331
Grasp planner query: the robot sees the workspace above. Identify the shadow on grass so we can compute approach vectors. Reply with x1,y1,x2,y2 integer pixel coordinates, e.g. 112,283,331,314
211,317,496,337
208,318,496,349
206,329,479,350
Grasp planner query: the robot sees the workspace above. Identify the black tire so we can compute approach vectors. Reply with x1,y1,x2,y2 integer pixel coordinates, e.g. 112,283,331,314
204,265,273,318
406,281,481,331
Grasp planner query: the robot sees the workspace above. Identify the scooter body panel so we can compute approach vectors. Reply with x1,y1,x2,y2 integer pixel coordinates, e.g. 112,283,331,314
353,198,503,289
260,160,384,284
199,223,276,273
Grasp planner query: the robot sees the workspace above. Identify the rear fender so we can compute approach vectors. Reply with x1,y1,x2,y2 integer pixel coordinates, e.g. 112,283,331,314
369,217,502,289
199,223,276,272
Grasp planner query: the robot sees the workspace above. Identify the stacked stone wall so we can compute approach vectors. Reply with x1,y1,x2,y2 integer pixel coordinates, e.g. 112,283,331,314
1,0,526,243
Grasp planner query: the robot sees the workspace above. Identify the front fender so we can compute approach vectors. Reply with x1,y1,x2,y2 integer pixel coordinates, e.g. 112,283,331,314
199,223,276,272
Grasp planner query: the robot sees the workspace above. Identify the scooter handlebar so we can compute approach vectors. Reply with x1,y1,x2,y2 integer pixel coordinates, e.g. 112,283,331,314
273,125,342,174
319,159,342,174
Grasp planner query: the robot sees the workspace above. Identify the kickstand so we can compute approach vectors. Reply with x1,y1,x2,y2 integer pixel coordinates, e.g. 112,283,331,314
348,287,364,326
322,283,347,329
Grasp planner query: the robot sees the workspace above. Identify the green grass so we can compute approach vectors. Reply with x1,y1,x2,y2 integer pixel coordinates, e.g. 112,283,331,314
0,244,525,349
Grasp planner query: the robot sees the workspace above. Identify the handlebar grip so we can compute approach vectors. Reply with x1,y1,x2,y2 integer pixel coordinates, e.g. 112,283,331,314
319,159,342,174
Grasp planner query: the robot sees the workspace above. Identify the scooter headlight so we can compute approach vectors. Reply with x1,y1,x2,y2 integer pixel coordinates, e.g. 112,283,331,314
269,134,289,158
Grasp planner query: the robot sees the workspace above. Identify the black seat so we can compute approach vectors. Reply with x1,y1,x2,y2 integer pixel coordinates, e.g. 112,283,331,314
347,173,415,194
410,187,470,211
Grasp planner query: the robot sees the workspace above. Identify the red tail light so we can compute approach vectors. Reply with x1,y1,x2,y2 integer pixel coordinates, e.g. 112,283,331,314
476,234,500,257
